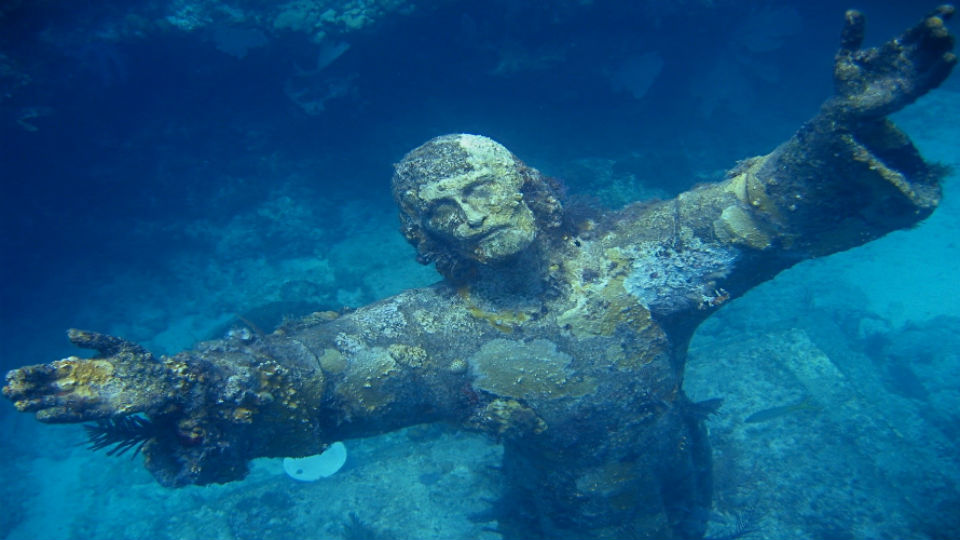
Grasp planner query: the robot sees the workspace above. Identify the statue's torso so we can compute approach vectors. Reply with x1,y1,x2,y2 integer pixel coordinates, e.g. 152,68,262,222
289,207,710,446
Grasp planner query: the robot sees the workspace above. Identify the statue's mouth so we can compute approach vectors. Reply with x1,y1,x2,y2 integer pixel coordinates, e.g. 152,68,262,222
467,226,536,263
444,221,504,246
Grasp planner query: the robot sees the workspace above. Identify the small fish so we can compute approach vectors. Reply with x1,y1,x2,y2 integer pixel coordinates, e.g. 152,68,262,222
687,397,724,420
744,398,820,424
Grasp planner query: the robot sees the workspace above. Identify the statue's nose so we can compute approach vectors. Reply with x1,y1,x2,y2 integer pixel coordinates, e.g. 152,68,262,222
465,213,486,228
454,198,487,228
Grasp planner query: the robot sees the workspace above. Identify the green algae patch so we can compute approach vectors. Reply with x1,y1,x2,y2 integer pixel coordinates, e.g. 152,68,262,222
335,347,400,414
468,338,596,400
317,348,346,374
458,286,531,333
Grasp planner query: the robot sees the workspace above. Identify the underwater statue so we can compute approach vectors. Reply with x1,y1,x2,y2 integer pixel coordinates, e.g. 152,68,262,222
4,7,956,539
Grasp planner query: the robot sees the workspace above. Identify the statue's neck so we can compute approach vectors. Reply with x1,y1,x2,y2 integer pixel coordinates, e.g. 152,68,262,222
442,241,554,298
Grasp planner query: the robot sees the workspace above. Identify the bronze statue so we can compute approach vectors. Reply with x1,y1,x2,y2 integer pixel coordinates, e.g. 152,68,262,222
4,7,956,539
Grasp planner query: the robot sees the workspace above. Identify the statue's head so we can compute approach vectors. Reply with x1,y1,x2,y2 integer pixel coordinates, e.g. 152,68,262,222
392,134,563,274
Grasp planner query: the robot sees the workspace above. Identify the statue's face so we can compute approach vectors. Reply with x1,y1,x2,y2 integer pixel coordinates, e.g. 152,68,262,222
417,168,537,263
394,134,551,266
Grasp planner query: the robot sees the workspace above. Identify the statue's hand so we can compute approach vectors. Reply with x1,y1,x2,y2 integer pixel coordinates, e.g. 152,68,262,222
3,329,176,422
832,5,956,118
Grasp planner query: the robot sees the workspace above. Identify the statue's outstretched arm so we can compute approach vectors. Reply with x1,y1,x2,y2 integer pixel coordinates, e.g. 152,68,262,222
723,6,956,251
739,6,953,246
626,7,955,322
4,290,472,487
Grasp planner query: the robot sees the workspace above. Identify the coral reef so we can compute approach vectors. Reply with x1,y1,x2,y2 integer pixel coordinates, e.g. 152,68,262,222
468,338,597,400
624,238,738,314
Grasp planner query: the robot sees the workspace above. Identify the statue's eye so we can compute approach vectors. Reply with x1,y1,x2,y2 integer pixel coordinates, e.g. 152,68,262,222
464,181,495,200
468,186,490,199
428,203,461,230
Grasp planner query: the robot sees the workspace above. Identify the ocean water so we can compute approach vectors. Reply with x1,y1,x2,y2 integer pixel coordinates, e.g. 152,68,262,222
1,1,958,539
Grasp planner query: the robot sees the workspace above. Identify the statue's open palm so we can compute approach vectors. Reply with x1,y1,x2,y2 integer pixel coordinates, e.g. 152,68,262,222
833,6,956,118
3,330,174,422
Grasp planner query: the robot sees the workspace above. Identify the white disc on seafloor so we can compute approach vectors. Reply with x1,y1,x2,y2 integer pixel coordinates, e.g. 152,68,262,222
282,441,347,481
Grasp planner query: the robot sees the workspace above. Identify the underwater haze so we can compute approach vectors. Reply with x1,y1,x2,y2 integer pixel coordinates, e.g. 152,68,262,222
1,0,959,539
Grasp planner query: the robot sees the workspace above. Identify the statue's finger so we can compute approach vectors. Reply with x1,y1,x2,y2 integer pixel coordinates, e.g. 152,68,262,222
28,388,110,421
839,10,866,53
911,14,957,79
67,328,152,359
67,328,127,354
925,14,955,52
36,405,89,423
8,396,40,412
922,51,959,90
7,388,73,413
920,11,954,48
3,364,55,400
931,4,955,22
902,6,955,48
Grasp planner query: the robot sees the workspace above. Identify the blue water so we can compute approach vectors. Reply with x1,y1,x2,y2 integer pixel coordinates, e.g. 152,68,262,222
1,1,958,538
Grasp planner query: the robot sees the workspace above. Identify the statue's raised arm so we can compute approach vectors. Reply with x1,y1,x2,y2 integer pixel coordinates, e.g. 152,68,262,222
609,6,956,340
3,8,955,540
